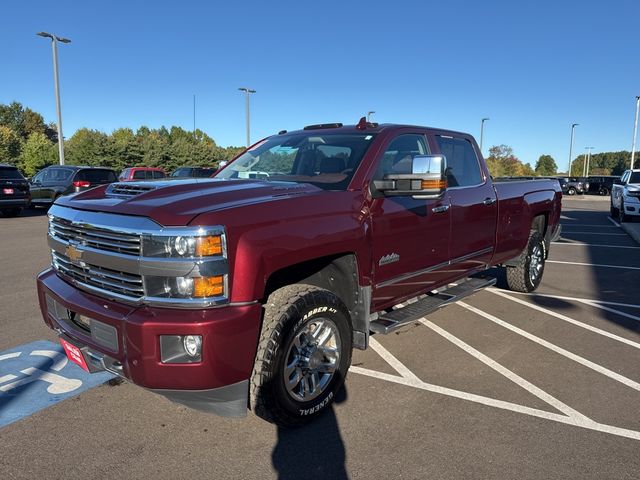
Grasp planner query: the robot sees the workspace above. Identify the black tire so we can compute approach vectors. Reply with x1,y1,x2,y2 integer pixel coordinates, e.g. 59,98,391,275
567,187,576,196
619,201,628,223
610,202,619,217
250,284,352,427
599,188,608,196
506,230,546,293
1,208,22,218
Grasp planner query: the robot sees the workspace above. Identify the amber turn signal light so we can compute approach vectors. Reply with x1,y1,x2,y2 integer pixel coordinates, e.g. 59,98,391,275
195,235,223,256
421,179,448,189
193,276,225,297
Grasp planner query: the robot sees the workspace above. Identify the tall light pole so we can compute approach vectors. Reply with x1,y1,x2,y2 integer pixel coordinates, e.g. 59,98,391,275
238,87,256,147
631,96,640,170
367,111,375,122
480,118,489,153
568,123,578,175
37,32,71,165
584,146,594,176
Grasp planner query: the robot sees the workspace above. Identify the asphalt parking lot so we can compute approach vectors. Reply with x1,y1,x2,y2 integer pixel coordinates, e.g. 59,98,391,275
1,197,639,480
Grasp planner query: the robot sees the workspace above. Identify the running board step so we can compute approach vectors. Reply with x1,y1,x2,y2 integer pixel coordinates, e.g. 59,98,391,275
369,276,497,334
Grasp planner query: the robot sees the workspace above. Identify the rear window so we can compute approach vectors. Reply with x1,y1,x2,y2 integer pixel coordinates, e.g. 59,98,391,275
0,167,24,180
171,168,190,177
78,169,117,183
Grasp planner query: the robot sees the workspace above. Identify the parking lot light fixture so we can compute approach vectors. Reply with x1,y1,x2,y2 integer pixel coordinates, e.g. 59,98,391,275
37,32,71,165
568,123,578,175
631,96,640,170
480,118,489,154
238,87,256,147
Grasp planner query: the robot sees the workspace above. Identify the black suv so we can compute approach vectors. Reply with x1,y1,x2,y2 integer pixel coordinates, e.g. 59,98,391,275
30,165,117,207
559,177,589,195
0,164,30,217
586,175,617,196
170,166,216,178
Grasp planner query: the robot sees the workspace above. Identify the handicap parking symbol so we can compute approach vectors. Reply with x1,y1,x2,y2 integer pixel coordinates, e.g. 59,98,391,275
0,340,114,428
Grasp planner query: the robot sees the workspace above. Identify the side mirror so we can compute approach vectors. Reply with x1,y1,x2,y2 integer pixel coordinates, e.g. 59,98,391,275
373,154,447,199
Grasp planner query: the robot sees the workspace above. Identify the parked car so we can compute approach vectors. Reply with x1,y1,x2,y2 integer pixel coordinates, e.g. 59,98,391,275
118,167,166,182
558,177,589,195
586,175,617,196
611,169,640,222
170,167,217,178
0,164,30,217
30,166,118,207
38,119,562,426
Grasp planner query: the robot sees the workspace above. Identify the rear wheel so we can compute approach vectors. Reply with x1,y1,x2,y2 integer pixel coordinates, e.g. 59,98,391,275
599,187,609,196
250,284,352,427
506,230,545,293
567,187,576,195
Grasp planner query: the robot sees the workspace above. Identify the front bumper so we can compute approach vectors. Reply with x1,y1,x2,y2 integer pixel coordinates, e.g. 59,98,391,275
37,268,263,417
622,196,640,216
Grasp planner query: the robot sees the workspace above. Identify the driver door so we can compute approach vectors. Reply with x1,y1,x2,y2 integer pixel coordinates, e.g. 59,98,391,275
370,133,451,310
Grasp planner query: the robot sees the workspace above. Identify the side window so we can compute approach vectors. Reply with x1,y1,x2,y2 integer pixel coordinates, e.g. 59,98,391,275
133,170,146,180
152,170,165,179
435,135,483,187
375,134,428,179
621,171,629,183
33,171,45,183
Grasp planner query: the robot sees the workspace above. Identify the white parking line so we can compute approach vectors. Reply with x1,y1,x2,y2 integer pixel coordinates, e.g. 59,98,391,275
458,301,640,391
546,260,640,270
368,337,420,381
561,232,627,236
608,216,621,227
497,289,640,310
552,242,640,249
420,319,589,420
490,289,640,332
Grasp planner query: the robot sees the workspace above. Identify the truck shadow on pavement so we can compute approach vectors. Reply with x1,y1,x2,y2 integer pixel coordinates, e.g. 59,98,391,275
272,386,349,480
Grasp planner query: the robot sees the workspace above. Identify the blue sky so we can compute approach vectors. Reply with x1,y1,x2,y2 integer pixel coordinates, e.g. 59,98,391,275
2,0,639,171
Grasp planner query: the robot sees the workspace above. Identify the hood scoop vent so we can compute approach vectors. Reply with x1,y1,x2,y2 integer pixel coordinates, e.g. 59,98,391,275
106,182,157,197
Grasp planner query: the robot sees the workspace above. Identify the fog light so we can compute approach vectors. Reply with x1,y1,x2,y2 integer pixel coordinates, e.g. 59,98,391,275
183,335,202,358
160,335,202,363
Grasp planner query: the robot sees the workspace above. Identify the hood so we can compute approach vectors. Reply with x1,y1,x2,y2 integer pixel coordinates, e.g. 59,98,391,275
56,178,324,226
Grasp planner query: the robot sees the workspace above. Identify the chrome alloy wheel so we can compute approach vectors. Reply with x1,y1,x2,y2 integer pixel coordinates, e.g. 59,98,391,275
529,243,543,284
283,318,341,402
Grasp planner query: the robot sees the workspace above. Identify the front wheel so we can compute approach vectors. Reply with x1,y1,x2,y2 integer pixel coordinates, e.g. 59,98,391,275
567,187,576,196
619,201,629,223
599,188,609,196
250,284,352,427
506,230,546,293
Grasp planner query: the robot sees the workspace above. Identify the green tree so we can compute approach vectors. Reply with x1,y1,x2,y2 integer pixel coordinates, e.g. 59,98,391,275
535,154,557,176
0,101,55,141
65,128,110,167
19,132,57,176
0,125,22,164
486,145,529,177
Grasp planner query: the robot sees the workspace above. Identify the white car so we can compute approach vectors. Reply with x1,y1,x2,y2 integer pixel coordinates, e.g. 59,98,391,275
611,169,640,222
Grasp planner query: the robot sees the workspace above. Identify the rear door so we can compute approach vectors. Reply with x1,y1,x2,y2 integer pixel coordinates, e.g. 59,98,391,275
370,133,452,309
433,134,497,272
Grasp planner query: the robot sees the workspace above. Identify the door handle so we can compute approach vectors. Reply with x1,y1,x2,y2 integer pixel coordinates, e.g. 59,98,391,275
432,205,450,213
483,197,497,205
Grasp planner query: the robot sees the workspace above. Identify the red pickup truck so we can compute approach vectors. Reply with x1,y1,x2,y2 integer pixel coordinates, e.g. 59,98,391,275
37,120,562,426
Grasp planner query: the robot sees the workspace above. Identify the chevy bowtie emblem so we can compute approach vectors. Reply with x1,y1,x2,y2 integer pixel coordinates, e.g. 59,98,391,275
65,244,83,263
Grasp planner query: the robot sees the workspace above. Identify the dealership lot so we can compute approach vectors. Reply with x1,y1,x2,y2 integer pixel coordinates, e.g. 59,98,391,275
1,197,639,480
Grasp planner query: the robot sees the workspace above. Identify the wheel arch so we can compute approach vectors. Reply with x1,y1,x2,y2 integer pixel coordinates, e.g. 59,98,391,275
263,253,370,350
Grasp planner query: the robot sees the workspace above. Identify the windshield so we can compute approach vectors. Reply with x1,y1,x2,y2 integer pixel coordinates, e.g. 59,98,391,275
630,172,640,184
215,132,377,190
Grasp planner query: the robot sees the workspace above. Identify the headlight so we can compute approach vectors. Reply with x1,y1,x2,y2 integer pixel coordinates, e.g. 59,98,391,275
142,232,224,258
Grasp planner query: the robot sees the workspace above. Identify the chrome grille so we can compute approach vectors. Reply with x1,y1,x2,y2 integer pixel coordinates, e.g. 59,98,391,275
52,250,144,299
49,216,141,256
107,183,156,197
